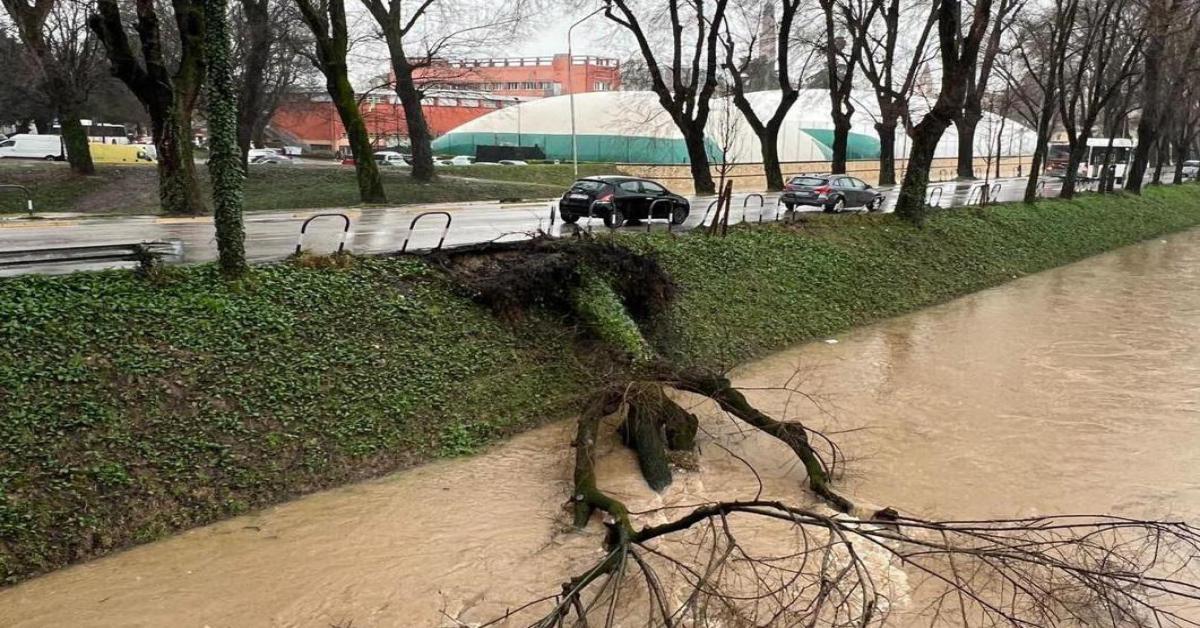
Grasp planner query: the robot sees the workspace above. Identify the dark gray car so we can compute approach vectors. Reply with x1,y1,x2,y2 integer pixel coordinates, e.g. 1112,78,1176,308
780,174,884,213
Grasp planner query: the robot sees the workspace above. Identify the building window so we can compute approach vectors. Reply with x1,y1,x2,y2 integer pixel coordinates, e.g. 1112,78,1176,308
594,81,610,91
460,98,479,108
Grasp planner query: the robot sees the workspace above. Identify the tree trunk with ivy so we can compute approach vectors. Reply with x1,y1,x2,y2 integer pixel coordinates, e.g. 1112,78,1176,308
204,0,247,276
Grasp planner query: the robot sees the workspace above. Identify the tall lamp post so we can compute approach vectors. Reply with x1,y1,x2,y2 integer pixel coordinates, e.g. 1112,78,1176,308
568,7,605,176
515,97,522,147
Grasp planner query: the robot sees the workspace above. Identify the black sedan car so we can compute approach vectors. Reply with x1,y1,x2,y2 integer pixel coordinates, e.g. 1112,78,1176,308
780,174,884,213
558,176,690,228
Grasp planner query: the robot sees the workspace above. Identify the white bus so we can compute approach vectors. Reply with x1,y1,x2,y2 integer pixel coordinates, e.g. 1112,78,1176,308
51,120,130,144
1046,137,1135,181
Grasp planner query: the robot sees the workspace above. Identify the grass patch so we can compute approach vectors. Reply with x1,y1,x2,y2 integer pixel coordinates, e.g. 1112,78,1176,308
0,161,605,215
446,163,626,187
1,184,1199,583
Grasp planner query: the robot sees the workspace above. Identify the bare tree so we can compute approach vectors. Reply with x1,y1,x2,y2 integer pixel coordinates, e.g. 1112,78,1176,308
1168,70,1200,183
1126,0,1200,193
293,0,386,203
2,0,100,174
817,0,877,174
603,0,732,195
1055,0,1143,198
1021,0,1078,203
360,0,530,182
89,0,207,215
234,0,306,165
953,0,1022,180
721,0,820,191
894,0,995,224
846,0,937,185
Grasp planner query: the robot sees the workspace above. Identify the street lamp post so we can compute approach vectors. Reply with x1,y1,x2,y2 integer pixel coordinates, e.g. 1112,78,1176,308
515,97,521,147
568,7,605,177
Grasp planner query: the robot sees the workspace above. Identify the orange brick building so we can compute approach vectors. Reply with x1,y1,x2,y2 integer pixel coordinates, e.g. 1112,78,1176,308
412,54,620,98
269,90,515,154
269,55,620,154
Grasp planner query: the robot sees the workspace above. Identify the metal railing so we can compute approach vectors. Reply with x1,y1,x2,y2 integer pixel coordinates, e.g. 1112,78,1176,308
295,213,351,255
744,193,764,223
0,184,34,217
646,198,674,232
926,186,944,207
400,211,453,253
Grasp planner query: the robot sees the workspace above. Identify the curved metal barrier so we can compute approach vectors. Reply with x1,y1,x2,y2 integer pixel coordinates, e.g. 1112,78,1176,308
647,198,674,233
400,211,452,253
702,198,721,226
926,186,944,207
1035,179,1047,198
294,213,351,255
989,183,1002,204
965,184,987,206
743,193,764,223
548,203,557,227
0,184,34,217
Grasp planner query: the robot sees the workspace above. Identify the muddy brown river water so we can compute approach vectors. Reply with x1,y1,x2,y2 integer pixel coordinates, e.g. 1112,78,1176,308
2,229,1199,627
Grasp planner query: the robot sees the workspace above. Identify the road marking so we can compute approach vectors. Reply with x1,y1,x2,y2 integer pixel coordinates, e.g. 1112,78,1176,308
0,220,79,229
156,216,211,224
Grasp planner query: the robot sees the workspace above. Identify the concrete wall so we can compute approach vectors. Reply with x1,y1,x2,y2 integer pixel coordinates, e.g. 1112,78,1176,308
620,156,1032,195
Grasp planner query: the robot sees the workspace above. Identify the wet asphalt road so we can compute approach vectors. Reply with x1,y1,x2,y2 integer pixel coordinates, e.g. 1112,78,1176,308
0,176,1064,276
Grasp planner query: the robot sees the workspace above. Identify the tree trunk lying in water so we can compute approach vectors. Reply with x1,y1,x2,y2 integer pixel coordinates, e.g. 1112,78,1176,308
444,237,1200,627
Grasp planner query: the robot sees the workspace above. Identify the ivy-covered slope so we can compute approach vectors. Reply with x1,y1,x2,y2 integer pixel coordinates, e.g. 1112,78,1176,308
0,258,585,583
2,185,1199,584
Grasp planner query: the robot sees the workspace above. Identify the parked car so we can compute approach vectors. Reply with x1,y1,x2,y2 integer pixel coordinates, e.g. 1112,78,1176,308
780,174,884,212
250,153,293,165
248,148,293,165
436,155,476,166
374,151,410,167
558,176,690,228
1183,160,1199,180
0,134,63,161
498,159,528,166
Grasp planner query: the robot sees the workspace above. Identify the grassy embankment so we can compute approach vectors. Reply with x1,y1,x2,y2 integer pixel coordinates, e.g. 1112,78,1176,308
2,184,1199,584
0,161,623,214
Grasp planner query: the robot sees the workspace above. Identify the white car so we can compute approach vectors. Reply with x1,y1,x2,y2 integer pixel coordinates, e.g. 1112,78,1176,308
436,155,476,166
498,160,528,166
374,151,410,167
1182,160,1199,180
0,134,63,160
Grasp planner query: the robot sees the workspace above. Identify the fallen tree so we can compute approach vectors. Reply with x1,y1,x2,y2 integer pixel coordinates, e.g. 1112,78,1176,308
444,236,1200,627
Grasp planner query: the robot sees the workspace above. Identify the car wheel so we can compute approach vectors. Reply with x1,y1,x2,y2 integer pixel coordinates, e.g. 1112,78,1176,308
784,202,795,211
867,196,882,212
670,203,689,225
44,155,56,161
829,197,846,213
560,211,579,224
603,207,626,229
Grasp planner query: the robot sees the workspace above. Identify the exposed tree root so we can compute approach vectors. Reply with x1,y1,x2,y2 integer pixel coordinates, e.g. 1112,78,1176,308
675,373,854,513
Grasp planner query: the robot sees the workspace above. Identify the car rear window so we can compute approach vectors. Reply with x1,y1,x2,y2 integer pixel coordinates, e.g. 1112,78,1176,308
789,176,828,186
571,180,608,192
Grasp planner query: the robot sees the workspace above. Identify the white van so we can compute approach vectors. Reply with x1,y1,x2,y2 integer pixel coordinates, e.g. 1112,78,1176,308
0,134,64,161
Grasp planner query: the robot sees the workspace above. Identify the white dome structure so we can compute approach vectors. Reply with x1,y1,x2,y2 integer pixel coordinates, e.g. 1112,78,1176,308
432,90,1038,165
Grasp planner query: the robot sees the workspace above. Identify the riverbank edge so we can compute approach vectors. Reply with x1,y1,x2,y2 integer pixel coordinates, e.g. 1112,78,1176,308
2,184,1199,584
